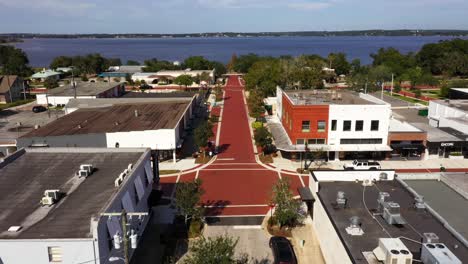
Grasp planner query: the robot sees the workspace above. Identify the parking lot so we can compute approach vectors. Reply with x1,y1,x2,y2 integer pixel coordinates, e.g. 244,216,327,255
0,103,64,155
203,225,274,263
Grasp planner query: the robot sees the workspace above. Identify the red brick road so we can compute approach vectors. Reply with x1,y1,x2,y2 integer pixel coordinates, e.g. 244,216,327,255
160,75,306,216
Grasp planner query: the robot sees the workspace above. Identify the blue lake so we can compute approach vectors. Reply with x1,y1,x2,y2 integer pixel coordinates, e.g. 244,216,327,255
14,36,467,67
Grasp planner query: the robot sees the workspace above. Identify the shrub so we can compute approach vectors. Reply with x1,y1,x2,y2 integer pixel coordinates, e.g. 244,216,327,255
251,121,263,129
188,219,203,238
450,152,463,156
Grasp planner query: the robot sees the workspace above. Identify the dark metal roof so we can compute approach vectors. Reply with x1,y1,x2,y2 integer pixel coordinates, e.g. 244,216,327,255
0,75,18,93
21,101,190,138
0,148,146,239
46,82,123,97
318,180,468,263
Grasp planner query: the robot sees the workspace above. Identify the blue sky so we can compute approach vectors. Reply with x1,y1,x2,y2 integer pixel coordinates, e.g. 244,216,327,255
0,0,467,33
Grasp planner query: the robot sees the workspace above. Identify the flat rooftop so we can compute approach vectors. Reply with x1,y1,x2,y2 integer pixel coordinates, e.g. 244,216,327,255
318,180,468,263
389,118,423,133
46,82,123,97
284,89,379,105
433,99,468,112
0,148,147,239
66,96,194,109
411,122,461,142
122,91,197,99
405,179,468,240
22,101,190,138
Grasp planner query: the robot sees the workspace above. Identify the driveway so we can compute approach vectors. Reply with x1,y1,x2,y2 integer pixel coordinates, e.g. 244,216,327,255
203,225,273,263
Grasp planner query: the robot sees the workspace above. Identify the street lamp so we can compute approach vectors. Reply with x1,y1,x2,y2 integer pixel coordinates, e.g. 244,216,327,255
109,256,125,262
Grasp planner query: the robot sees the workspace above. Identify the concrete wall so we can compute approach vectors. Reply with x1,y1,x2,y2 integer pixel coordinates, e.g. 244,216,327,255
429,101,467,124
312,196,353,264
0,239,96,264
106,129,176,150
311,170,396,182
328,104,391,146
17,133,107,149
36,94,96,106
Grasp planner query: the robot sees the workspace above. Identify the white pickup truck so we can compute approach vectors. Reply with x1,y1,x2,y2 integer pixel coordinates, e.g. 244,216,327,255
343,160,381,170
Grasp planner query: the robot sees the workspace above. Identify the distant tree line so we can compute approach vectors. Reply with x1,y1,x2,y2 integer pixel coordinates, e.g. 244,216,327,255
49,54,121,76
3,30,468,39
230,38,468,97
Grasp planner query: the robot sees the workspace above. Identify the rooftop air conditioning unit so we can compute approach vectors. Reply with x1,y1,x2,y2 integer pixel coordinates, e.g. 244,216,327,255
373,238,412,264
40,189,61,206
114,177,122,187
127,163,133,170
77,169,90,178
421,243,461,264
80,164,93,174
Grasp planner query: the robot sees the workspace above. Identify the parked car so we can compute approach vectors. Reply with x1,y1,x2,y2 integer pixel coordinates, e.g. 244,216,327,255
269,236,297,264
343,160,381,170
32,105,47,113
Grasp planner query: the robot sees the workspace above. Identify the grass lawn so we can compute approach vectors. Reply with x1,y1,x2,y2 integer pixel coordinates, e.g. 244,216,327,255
159,170,181,175
385,92,429,106
0,99,35,111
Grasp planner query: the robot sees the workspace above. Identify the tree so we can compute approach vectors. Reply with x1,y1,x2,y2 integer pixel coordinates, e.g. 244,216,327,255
271,178,304,228
174,74,193,88
182,235,248,264
183,56,211,70
194,120,214,157
143,58,180,72
227,53,238,72
43,78,59,89
244,59,281,96
126,60,140,65
371,47,415,76
233,53,262,73
290,56,325,89
254,127,272,153
327,52,351,76
175,179,205,225
0,46,32,77
247,90,265,119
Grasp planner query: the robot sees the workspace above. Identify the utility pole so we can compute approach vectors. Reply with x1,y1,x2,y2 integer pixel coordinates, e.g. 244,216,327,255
101,210,149,264
71,61,77,99
122,210,129,264
381,81,384,100
390,73,394,96
22,79,26,100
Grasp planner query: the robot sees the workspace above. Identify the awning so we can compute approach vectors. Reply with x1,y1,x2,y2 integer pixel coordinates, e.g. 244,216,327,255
390,143,426,151
298,187,315,202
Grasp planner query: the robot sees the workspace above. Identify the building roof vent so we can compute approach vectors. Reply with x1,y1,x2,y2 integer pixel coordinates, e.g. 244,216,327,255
40,190,61,206
414,195,426,210
336,191,347,208
346,216,364,236
8,226,22,232
77,124,82,129
134,109,139,117
423,232,439,243
382,202,406,225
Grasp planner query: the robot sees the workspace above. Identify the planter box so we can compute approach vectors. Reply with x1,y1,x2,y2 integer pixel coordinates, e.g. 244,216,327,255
449,155,464,160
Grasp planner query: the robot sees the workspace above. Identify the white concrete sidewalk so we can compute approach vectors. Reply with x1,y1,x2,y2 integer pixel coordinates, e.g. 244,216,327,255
159,158,197,171
271,156,468,172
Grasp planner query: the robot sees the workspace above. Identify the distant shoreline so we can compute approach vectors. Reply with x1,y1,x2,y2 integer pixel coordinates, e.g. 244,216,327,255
2,29,468,39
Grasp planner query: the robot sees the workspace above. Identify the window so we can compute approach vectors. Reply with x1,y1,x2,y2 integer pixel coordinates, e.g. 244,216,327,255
343,120,352,131
296,139,305,145
302,121,310,132
340,138,383,144
134,183,140,205
48,247,62,262
308,138,327,145
143,171,149,187
331,120,337,131
317,120,326,132
355,120,364,131
371,120,379,131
